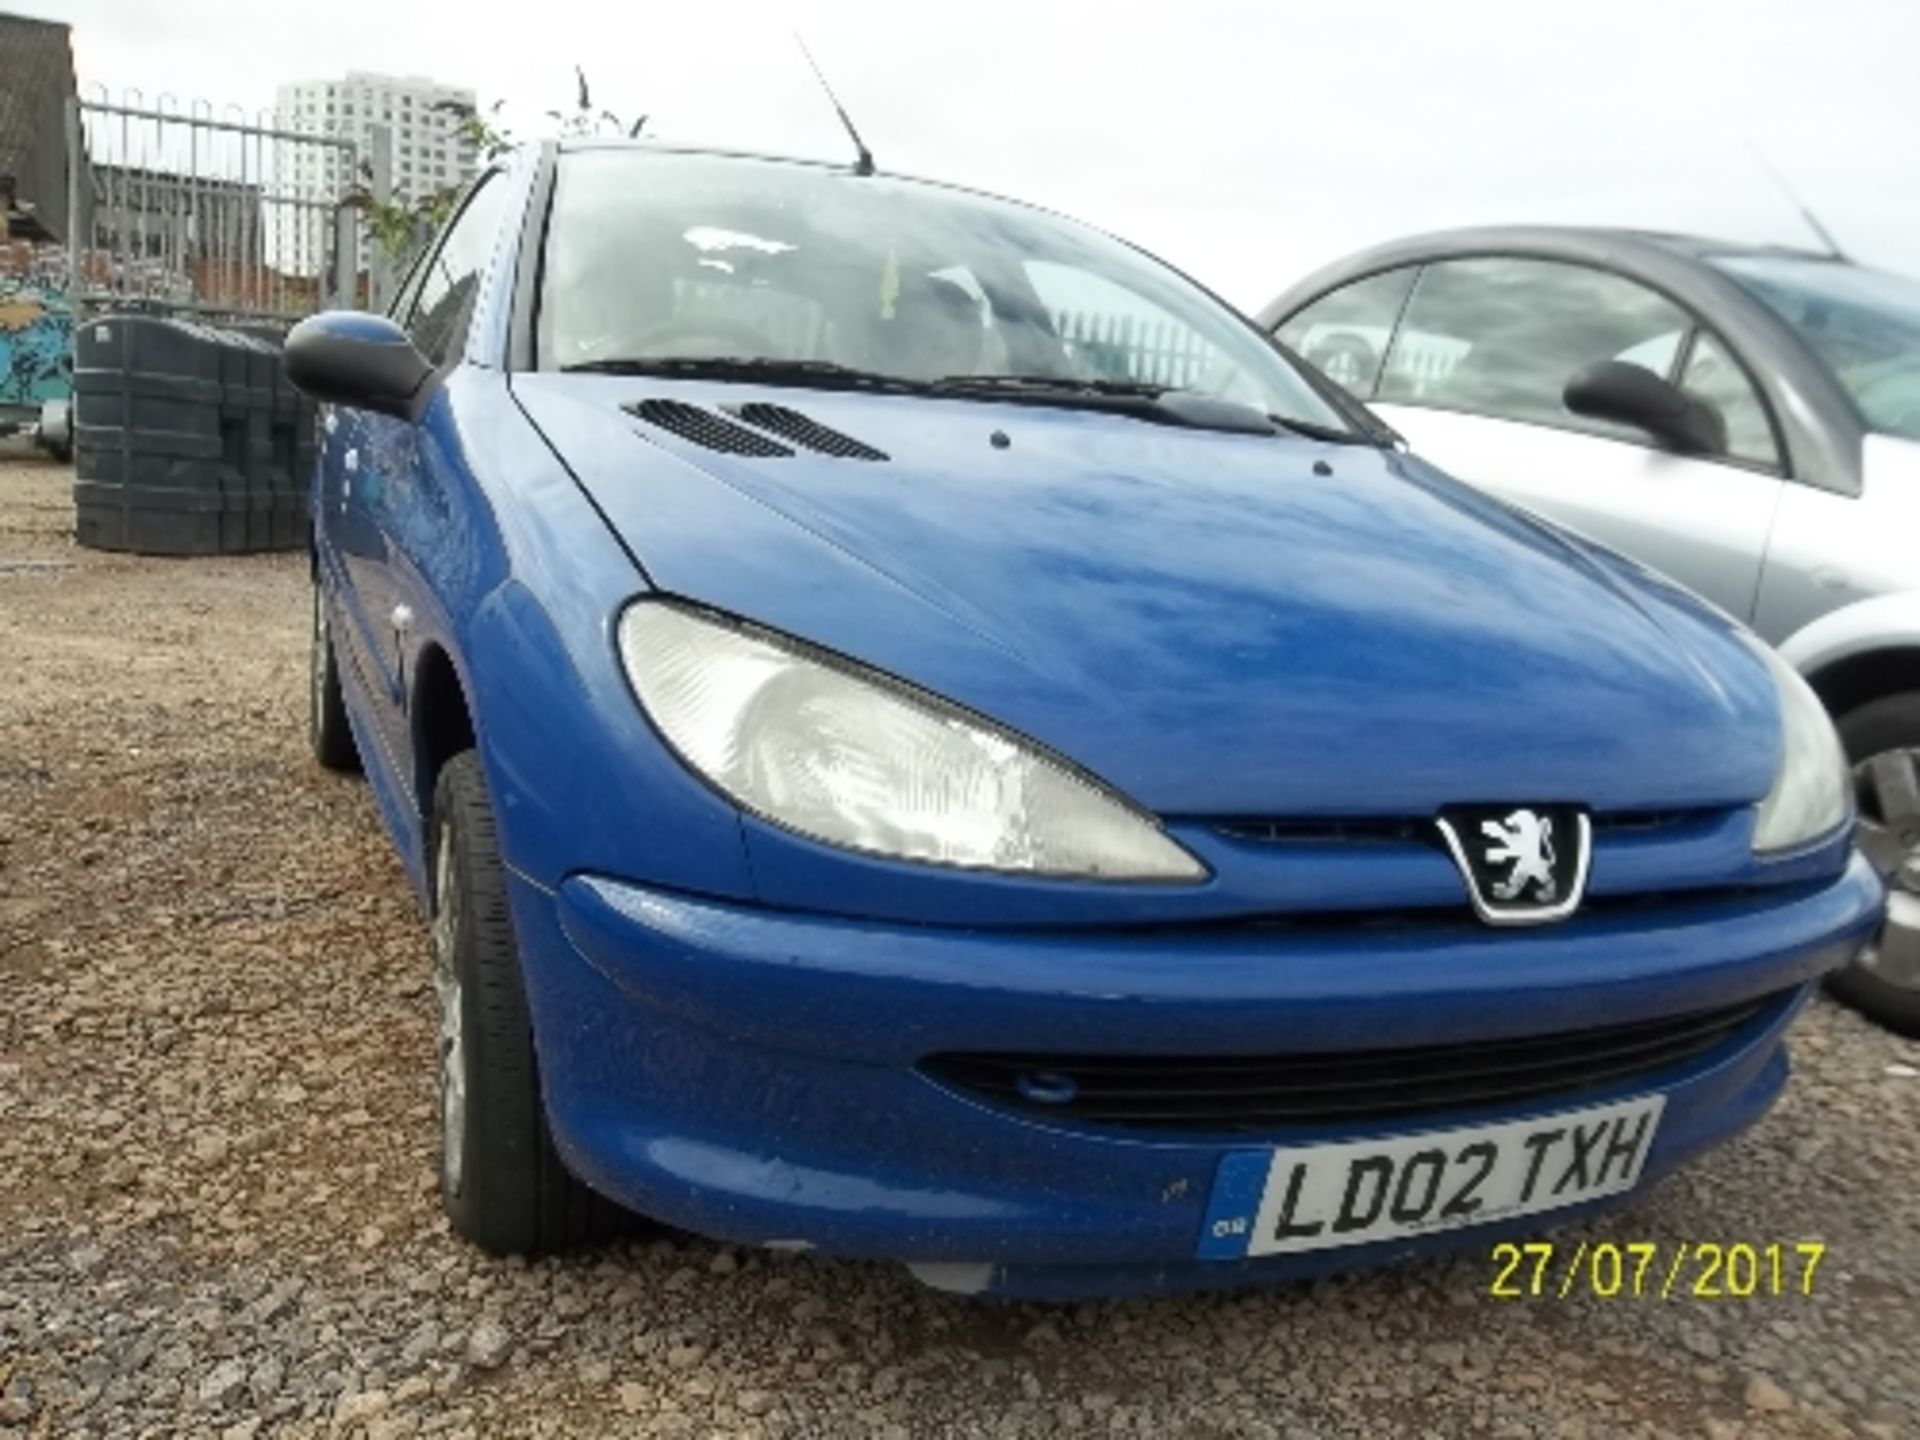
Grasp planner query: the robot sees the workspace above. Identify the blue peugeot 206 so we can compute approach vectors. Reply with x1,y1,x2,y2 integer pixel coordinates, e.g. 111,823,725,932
287,139,1883,1300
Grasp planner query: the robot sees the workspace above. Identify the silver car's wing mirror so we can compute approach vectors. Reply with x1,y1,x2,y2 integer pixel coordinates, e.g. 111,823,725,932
1565,360,1728,456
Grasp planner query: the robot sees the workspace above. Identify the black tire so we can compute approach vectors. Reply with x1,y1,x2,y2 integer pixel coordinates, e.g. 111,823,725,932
430,750,621,1253
310,576,361,773
1825,691,1920,1037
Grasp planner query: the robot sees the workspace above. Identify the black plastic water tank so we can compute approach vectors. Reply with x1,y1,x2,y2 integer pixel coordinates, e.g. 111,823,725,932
71,314,228,555
216,327,281,551
232,321,319,551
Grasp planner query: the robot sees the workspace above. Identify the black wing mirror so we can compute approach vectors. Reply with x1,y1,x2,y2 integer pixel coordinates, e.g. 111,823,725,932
285,311,436,423
1563,361,1727,456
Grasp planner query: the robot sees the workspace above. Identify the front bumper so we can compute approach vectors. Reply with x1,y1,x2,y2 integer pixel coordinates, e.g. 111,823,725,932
512,852,1882,1299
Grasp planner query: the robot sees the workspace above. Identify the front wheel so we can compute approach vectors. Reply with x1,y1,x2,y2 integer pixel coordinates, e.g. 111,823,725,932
430,750,621,1253
309,574,360,773
1825,692,1920,1037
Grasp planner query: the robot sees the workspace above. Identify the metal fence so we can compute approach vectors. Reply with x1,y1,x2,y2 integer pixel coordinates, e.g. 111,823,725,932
1052,308,1226,390
64,88,362,324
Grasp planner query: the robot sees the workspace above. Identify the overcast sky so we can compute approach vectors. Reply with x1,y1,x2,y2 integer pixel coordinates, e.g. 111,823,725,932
20,0,1920,306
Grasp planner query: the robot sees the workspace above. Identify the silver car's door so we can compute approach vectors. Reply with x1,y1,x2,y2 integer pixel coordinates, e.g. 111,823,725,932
1280,258,1788,621
1753,436,1918,645
1373,404,1782,621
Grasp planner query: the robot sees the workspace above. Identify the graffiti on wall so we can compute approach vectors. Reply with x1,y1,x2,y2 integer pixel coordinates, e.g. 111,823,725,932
0,241,75,411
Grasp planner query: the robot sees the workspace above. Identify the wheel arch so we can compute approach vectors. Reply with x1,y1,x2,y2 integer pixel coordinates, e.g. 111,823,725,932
1780,593,1920,718
1803,646,1920,720
413,641,479,839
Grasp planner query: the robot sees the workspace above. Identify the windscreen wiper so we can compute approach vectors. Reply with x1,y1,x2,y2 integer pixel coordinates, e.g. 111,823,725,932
933,375,1287,435
931,374,1172,399
935,375,1376,442
1267,413,1377,446
560,356,922,392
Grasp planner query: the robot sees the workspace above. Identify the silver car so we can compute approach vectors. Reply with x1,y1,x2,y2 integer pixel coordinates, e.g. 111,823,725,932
1260,227,1920,1034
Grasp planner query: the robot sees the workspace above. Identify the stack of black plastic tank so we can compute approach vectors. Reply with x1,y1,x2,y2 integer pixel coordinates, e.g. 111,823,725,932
232,321,317,550
218,327,275,551
72,314,317,555
71,314,225,554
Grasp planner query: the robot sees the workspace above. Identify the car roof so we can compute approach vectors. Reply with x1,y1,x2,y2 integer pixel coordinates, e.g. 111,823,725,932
1616,229,1840,264
1261,224,1844,295
551,136,1075,228
557,135,856,170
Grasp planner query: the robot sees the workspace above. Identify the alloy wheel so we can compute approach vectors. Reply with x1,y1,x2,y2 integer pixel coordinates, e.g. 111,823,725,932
432,824,467,1197
310,586,328,736
1854,746,1920,994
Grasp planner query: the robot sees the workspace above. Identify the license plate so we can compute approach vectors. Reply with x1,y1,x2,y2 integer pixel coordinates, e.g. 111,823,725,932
1197,1094,1665,1259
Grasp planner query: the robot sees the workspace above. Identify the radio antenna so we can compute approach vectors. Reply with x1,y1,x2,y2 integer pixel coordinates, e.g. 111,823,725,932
794,34,875,177
1747,141,1848,261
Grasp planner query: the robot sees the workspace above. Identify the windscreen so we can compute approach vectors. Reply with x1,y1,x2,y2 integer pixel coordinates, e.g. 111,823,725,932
539,149,1349,431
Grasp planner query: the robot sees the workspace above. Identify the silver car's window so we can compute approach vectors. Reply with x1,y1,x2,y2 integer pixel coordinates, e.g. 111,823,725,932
1379,258,1694,439
1679,332,1778,465
539,151,1349,431
1713,256,1920,442
1274,268,1420,397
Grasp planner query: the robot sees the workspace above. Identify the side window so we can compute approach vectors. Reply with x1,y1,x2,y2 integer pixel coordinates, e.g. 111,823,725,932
1274,268,1418,397
1679,331,1779,467
1380,258,1690,439
405,175,510,367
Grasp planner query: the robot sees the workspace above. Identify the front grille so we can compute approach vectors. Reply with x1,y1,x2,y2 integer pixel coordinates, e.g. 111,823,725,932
920,992,1782,1134
1212,809,1709,847
1213,817,1424,845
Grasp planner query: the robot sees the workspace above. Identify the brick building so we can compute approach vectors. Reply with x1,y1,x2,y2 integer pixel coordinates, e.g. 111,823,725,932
0,11,79,243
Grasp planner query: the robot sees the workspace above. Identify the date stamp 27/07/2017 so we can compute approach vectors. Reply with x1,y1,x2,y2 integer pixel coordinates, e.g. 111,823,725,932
1489,1241,1826,1300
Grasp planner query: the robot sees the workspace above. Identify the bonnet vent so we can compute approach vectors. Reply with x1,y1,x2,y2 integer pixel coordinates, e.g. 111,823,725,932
627,399,794,457
725,403,889,461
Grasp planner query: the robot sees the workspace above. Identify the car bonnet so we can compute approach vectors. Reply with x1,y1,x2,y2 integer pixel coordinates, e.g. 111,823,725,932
511,374,1780,818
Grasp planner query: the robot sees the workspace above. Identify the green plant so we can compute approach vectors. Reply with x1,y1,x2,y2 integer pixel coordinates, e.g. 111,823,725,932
546,66,649,140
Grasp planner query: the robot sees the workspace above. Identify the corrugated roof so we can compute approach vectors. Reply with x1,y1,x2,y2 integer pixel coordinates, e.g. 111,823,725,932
0,11,74,183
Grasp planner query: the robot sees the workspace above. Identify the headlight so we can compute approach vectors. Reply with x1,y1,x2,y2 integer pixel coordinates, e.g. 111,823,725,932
1750,641,1851,854
616,601,1207,881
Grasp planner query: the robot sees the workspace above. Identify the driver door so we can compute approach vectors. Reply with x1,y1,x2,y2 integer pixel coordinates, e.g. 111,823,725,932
319,172,508,778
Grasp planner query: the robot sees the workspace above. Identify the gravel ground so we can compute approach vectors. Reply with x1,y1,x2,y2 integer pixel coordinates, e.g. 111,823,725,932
1,449,1916,1439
